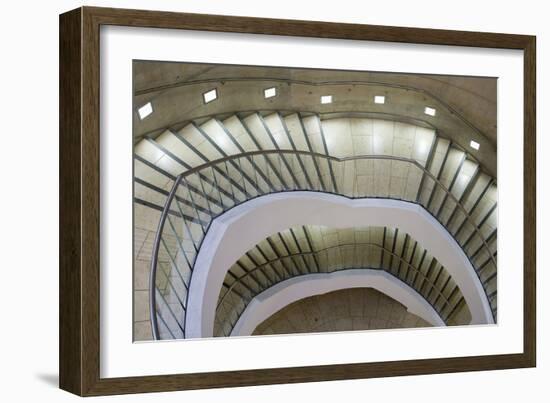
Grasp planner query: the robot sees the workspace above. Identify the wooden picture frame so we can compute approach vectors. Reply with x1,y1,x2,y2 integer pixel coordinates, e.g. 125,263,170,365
59,6,536,396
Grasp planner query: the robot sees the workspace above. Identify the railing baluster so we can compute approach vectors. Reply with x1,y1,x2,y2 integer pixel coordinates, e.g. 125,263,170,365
160,238,189,292
156,286,185,336
434,154,467,218
216,241,456,331
155,300,177,339
165,214,194,278
215,118,276,192
196,172,216,218
239,116,290,189
278,113,314,189
388,228,399,272
426,143,452,211
415,135,438,202
403,241,418,283
225,159,243,202
317,115,339,193
134,154,224,210
396,233,410,278
174,127,255,199
453,178,493,237
380,227,387,268
235,261,265,290
298,114,327,192
146,137,237,204
181,177,207,239
258,113,301,190
410,249,427,287
210,165,229,209
172,197,199,254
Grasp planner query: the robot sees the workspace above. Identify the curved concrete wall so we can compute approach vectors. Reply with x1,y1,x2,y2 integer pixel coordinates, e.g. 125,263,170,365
185,192,494,338
231,269,445,336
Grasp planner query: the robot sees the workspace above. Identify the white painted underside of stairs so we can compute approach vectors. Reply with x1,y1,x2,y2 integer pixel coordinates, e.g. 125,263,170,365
186,192,494,338
230,269,446,337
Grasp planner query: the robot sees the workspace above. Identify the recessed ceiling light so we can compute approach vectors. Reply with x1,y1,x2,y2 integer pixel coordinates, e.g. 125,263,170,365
374,95,385,104
424,106,436,116
470,140,480,150
321,95,333,104
203,88,218,103
264,87,277,98
137,102,153,120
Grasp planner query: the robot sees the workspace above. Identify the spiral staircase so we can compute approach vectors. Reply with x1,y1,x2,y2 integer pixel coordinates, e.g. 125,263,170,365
133,111,497,341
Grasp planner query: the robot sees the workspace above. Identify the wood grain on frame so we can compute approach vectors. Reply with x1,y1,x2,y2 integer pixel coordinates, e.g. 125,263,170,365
59,7,83,395
59,6,536,396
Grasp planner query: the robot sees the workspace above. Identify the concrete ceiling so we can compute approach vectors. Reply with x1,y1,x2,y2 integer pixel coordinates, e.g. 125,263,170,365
133,61,497,176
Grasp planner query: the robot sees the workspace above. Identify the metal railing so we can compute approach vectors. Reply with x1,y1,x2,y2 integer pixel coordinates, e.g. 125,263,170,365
148,149,497,340
215,241,463,336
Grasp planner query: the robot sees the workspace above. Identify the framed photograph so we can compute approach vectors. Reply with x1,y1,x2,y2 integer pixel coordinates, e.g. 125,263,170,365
59,6,536,396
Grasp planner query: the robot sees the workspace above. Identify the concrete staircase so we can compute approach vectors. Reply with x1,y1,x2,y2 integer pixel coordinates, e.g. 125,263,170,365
214,225,471,337
133,112,497,340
